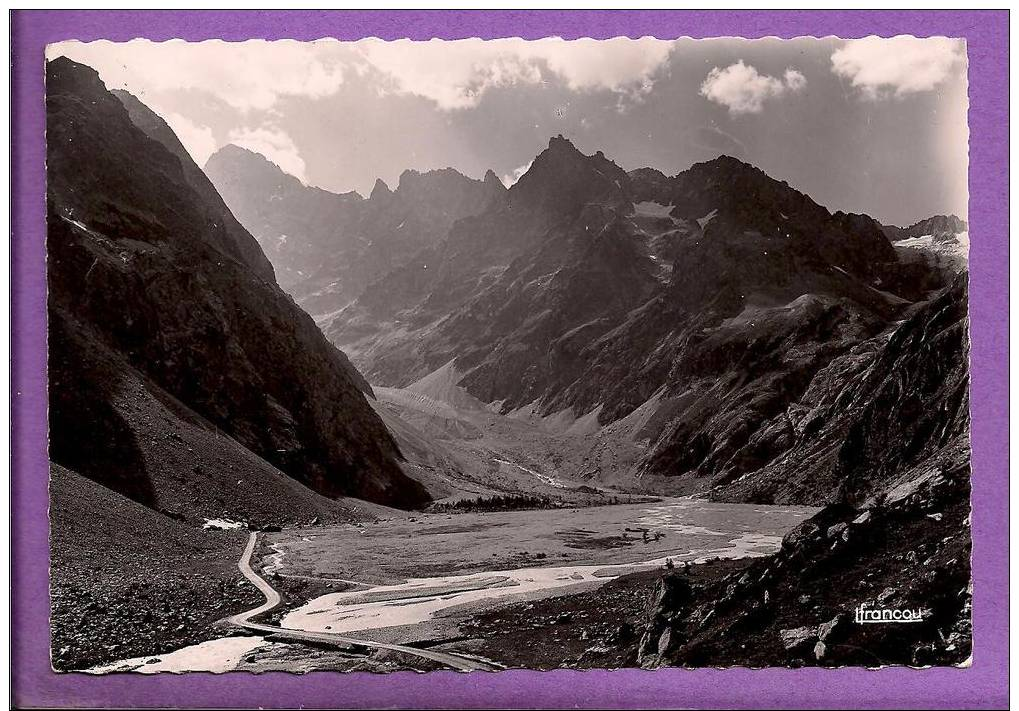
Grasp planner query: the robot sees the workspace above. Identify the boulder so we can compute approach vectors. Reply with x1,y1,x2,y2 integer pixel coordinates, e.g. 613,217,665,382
912,644,936,666
813,640,827,661
613,622,635,643
852,510,872,526
782,521,820,551
817,613,847,642
826,522,849,539
657,627,674,657
780,626,815,652
645,573,692,617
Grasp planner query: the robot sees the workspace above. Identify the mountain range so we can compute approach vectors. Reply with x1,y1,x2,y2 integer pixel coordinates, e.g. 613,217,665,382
209,133,964,503
46,55,971,670
210,131,971,668
204,145,505,320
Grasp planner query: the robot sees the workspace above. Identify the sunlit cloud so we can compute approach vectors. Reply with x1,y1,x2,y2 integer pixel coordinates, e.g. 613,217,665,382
700,61,807,115
830,36,965,99
501,160,533,188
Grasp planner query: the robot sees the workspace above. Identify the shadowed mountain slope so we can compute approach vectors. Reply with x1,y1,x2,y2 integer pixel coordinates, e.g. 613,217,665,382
46,56,428,511
638,277,970,668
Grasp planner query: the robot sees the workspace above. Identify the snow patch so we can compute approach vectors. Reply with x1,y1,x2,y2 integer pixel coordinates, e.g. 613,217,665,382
203,517,246,531
493,458,567,489
631,201,674,219
895,232,969,266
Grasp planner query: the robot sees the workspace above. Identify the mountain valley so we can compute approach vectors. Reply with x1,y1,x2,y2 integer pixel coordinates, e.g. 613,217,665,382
46,56,972,674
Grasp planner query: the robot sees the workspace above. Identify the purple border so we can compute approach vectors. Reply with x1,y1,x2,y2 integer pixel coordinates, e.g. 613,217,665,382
11,10,1008,709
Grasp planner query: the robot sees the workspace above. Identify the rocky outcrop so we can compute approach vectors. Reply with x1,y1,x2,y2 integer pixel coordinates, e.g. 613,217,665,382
46,57,428,510
637,444,971,668
636,276,971,668
714,276,969,504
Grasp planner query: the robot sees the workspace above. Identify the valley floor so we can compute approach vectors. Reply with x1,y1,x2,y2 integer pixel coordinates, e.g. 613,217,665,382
74,496,815,673
53,351,969,674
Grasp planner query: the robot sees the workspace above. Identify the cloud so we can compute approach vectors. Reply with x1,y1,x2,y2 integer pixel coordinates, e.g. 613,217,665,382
357,37,675,110
162,111,217,165
47,37,676,114
226,126,307,182
501,160,533,188
47,39,347,111
783,68,807,92
830,36,965,99
699,61,806,115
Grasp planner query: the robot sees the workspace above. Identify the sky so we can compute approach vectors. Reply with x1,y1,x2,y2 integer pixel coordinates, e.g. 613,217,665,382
47,36,968,226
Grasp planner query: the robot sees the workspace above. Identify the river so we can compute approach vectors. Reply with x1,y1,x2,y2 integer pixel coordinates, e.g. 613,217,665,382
86,497,816,673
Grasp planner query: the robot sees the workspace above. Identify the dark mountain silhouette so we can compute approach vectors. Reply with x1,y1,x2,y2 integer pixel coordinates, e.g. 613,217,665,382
46,56,429,514
204,144,505,317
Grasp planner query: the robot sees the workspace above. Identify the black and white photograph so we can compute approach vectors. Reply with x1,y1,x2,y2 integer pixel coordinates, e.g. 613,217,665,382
44,35,972,674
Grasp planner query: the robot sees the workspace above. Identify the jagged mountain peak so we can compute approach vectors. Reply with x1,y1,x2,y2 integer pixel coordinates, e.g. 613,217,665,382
880,213,968,243
370,177,393,200
537,134,616,167
206,144,368,204
628,166,669,181
399,166,456,185
484,168,506,190
907,214,968,235
47,55,102,91
47,58,276,283
508,136,631,214
696,152,752,168
395,166,484,195
547,133,579,153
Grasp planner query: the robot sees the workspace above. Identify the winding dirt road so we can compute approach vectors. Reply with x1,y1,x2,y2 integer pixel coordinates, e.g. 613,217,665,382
229,532,499,672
